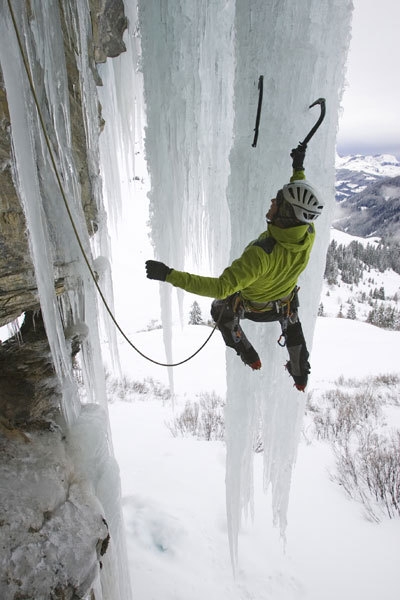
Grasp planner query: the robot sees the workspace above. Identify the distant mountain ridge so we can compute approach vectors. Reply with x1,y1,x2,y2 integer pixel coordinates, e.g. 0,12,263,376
334,154,400,239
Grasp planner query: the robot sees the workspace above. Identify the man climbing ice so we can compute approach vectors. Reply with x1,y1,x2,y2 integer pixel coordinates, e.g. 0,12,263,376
145,146,323,391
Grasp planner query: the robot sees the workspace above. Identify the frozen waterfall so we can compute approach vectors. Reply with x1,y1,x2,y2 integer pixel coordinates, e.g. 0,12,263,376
1,0,353,593
137,0,353,571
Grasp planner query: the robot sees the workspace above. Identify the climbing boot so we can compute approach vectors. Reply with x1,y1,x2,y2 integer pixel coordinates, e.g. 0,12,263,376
237,344,262,370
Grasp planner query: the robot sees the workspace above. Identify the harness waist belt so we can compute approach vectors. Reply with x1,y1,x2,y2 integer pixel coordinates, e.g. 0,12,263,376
241,290,296,313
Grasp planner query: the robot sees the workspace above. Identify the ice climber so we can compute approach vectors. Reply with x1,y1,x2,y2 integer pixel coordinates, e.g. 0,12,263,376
145,147,323,391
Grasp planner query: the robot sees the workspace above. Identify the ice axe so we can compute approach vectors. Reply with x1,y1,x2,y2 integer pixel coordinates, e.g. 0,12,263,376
295,98,326,152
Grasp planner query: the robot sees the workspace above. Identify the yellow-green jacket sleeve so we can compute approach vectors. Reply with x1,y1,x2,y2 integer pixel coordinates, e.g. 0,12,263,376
166,245,268,299
291,169,306,181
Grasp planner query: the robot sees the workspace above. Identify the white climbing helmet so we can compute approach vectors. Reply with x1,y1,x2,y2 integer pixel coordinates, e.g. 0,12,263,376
281,180,324,223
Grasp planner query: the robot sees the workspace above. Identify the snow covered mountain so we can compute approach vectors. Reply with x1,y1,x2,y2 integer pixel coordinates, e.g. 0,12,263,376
335,153,400,201
334,154,400,238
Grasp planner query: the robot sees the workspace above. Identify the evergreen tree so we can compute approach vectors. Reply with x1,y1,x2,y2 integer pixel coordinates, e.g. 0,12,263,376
323,238,400,285
324,241,339,285
346,301,356,320
189,301,203,325
318,302,325,317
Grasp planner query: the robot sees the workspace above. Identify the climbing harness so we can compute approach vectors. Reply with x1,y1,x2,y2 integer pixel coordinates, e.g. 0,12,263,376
251,75,264,148
277,288,300,347
231,294,245,343
230,287,299,348
6,0,222,368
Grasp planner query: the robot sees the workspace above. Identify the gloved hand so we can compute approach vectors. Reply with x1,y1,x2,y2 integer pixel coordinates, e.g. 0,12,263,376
145,260,172,282
290,145,306,171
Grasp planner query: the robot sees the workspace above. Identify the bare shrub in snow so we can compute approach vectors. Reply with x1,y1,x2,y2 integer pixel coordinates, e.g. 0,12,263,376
167,392,225,441
306,374,400,520
333,430,400,521
311,387,381,442
167,402,200,437
373,373,400,387
105,373,171,403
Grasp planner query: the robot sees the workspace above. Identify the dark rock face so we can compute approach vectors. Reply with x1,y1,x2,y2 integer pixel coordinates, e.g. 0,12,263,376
90,0,128,63
0,69,39,327
0,0,128,329
0,312,61,429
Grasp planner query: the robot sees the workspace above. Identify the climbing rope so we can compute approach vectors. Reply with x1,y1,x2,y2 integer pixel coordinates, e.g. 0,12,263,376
6,0,221,367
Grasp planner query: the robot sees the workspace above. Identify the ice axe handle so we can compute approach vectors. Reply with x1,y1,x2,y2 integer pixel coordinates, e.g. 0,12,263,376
298,98,326,150
252,75,264,148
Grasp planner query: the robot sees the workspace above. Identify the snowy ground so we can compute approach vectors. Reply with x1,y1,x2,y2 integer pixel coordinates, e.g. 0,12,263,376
103,157,400,599
108,319,400,600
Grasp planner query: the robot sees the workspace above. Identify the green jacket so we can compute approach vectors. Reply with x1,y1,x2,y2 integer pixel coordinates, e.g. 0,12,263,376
166,170,315,302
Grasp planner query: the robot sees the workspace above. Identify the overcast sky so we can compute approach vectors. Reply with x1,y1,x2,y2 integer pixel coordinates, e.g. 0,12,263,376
336,0,400,158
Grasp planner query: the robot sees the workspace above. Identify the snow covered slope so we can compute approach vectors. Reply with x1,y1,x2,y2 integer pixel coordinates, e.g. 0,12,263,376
108,316,400,600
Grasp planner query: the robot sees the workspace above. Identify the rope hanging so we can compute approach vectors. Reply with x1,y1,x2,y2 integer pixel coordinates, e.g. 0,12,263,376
6,0,220,368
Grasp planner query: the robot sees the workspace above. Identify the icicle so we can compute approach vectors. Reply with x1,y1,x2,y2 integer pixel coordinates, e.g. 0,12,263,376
0,5,81,426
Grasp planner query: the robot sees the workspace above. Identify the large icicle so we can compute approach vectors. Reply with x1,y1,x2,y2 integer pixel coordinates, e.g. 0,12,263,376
138,0,235,381
225,0,353,570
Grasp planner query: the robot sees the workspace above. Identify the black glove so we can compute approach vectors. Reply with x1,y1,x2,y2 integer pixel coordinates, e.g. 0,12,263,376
145,260,172,282
290,145,306,171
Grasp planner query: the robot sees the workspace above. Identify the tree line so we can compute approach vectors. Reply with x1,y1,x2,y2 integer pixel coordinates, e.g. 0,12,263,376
324,238,400,285
323,238,400,330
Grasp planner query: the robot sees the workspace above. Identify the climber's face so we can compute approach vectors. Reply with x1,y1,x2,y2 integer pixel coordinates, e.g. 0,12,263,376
266,198,278,222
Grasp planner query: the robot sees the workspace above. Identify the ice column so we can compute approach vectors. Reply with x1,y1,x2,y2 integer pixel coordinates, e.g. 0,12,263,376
225,0,353,569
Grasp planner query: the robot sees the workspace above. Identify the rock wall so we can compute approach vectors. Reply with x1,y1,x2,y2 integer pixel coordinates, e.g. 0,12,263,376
0,1,129,598
0,0,127,328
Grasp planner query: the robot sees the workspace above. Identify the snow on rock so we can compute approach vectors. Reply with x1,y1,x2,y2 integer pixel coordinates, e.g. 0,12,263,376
0,428,108,599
